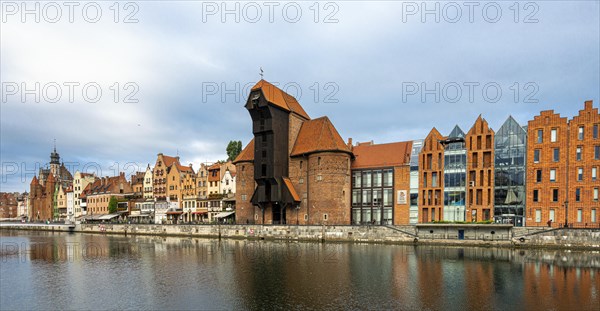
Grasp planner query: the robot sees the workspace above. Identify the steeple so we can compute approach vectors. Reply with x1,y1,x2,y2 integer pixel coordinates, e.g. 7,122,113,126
50,139,60,165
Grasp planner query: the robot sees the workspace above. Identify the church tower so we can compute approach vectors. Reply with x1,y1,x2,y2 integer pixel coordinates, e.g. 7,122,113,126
50,142,60,177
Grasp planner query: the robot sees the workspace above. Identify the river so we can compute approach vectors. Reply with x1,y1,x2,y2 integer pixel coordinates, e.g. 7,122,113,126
0,230,598,310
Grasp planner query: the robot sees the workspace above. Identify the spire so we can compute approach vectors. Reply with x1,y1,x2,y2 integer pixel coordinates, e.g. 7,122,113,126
50,140,60,165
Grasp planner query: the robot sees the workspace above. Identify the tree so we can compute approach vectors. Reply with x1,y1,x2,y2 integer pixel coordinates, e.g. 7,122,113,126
226,140,242,161
108,196,118,214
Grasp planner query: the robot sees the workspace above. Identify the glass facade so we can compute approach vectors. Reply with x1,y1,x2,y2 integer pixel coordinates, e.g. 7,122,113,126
494,116,527,226
409,140,423,224
443,125,467,221
352,169,394,225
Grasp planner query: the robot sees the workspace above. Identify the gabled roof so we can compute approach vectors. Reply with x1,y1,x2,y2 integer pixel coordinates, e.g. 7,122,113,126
352,141,413,169
233,139,255,164
291,117,352,157
161,155,179,167
251,80,310,120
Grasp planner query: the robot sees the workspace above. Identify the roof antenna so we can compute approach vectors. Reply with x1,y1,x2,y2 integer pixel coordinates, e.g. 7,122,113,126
260,67,264,79
53,138,56,152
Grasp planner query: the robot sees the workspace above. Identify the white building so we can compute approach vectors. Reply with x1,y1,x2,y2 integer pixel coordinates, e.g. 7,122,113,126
143,165,153,199
221,169,236,195
66,190,74,222
73,171,97,216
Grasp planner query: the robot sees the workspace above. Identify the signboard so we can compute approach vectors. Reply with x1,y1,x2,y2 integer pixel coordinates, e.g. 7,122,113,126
397,190,407,205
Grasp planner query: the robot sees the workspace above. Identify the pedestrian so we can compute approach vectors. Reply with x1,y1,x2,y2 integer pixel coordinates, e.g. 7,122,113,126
547,219,553,228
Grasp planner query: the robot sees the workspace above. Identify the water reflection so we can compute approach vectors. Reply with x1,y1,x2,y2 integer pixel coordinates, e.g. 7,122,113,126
1,230,598,310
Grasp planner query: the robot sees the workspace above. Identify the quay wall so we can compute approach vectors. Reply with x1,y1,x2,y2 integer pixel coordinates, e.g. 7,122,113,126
1,223,599,249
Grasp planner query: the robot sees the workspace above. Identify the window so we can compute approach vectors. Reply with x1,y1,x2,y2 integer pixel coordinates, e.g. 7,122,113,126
595,125,599,139
594,188,599,201
596,146,600,160
432,172,438,187
534,150,540,163
593,167,597,181
261,164,267,177
550,209,555,222
533,190,539,202
552,189,559,202
553,148,560,162
578,168,583,181
537,129,543,143
578,126,584,140
383,169,393,187
352,171,361,188
323,214,328,221
536,170,542,182
352,190,361,207
577,147,582,161
575,188,581,202
362,171,372,187
535,209,541,223
373,170,382,187
550,169,556,182
577,209,583,222
551,129,557,142
592,209,597,223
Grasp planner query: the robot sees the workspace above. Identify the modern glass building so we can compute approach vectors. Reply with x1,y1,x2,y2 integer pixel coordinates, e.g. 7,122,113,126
442,126,467,221
494,116,527,226
409,140,423,224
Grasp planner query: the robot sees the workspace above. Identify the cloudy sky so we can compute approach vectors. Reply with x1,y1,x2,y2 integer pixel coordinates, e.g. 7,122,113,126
1,1,598,192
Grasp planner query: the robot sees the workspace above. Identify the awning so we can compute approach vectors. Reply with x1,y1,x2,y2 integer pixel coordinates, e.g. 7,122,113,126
192,211,208,215
166,211,183,215
214,211,235,218
128,214,152,217
99,213,120,220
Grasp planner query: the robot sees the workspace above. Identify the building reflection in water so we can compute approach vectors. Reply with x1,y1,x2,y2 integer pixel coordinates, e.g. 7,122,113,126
1,230,598,310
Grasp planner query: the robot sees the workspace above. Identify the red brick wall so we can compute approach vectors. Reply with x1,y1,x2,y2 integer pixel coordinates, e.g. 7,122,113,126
567,101,600,226
235,161,255,224
466,117,495,222
394,166,411,225
419,129,444,222
527,110,568,226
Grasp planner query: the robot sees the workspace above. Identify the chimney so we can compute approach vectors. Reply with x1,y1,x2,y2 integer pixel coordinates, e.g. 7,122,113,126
347,137,353,148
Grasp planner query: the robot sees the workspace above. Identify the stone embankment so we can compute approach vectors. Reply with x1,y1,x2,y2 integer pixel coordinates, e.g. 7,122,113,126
1,223,598,249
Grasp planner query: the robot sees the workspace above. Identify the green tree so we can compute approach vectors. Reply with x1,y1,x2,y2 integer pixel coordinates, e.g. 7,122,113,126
226,140,242,161
108,196,118,214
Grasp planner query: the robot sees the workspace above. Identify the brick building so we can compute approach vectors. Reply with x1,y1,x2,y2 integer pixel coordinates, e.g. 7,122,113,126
419,128,445,222
526,100,599,227
0,192,18,219
568,101,600,226
234,80,352,225
466,116,495,222
350,140,413,225
81,173,133,215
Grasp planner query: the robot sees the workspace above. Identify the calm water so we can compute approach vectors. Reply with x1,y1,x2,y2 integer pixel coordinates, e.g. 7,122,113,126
0,230,599,311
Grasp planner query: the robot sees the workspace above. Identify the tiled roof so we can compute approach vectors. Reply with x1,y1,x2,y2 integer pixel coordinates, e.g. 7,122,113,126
176,163,194,173
351,141,413,169
208,163,220,170
251,80,310,120
282,177,300,202
290,117,352,156
233,139,255,164
162,155,178,167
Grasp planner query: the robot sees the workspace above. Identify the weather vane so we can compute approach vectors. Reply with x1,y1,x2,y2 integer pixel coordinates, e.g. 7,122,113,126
260,67,264,79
